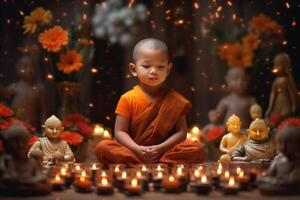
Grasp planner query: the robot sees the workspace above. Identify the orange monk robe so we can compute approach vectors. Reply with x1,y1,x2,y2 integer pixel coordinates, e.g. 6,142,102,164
96,86,205,165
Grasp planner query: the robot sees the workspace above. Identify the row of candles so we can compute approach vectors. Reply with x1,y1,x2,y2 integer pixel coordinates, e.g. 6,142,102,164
48,163,264,195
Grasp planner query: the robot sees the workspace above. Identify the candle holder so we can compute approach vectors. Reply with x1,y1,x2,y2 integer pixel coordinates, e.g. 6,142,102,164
124,178,142,196
96,176,114,195
172,166,189,192
237,170,250,190
89,163,101,183
73,176,93,193
190,175,212,195
115,170,128,192
222,176,239,195
152,171,164,191
162,175,181,193
50,174,65,191
59,167,73,188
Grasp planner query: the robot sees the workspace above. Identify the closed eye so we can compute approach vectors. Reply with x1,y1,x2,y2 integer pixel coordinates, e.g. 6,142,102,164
142,65,150,68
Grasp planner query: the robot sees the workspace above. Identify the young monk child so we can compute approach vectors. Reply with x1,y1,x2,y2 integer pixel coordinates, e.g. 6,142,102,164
96,38,205,165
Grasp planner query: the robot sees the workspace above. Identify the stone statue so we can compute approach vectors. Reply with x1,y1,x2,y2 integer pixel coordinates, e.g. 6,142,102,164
0,125,51,196
28,115,74,166
265,53,299,119
215,67,256,130
0,54,46,130
231,119,277,162
219,114,248,163
250,103,263,120
259,125,300,195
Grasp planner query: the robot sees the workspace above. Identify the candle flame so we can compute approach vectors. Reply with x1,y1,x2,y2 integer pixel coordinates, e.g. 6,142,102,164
201,175,207,183
225,170,230,178
92,163,97,170
101,171,107,177
229,176,235,186
157,165,162,171
157,171,163,178
169,175,175,182
76,165,81,171
61,168,67,175
94,124,104,135
136,171,142,178
55,174,61,181
191,126,200,134
121,171,127,179
101,177,108,185
142,165,147,171
177,167,183,176
81,170,86,177
239,170,244,177
131,178,138,186
272,68,279,73
103,130,110,137
236,167,241,175
194,169,200,177
115,165,120,172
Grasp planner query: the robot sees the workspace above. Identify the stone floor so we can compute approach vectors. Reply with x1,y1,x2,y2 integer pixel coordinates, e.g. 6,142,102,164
1,188,299,200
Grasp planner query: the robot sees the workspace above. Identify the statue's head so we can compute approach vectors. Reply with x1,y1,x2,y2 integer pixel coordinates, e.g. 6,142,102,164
225,68,248,95
3,124,30,159
247,119,270,142
226,114,242,135
272,53,291,75
276,125,300,159
250,104,263,120
42,115,63,139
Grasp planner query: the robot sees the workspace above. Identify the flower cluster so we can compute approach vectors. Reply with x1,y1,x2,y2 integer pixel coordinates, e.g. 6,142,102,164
92,0,147,45
60,113,93,146
22,7,93,80
218,13,283,68
0,103,36,133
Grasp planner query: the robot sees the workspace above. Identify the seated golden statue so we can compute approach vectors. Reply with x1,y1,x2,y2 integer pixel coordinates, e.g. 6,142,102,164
231,119,277,162
219,114,247,163
258,125,300,195
28,115,74,166
0,125,51,196
250,104,263,120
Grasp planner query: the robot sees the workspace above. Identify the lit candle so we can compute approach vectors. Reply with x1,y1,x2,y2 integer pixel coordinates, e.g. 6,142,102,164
97,177,113,195
73,175,93,193
162,175,180,193
125,178,142,196
153,171,164,191
103,129,112,139
93,124,104,136
191,174,212,195
222,176,239,195
175,166,188,192
60,167,73,187
221,170,230,183
51,174,65,191
212,164,222,188
116,171,127,192
90,163,101,182
237,170,250,190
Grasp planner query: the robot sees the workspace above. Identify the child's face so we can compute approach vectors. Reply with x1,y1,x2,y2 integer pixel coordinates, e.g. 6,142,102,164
130,49,171,87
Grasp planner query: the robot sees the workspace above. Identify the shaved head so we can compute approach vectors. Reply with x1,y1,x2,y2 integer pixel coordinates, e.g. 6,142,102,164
133,38,169,62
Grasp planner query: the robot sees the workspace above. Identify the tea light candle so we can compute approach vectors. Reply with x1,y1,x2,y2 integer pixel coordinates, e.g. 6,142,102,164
212,164,222,188
237,170,250,190
97,177,113,195
51,174,65,191
60,167,73,187
191,174,212,195
73,176,93,193
222,176,239,195
125,178,142,196
116,171,127,192
136,170,149,191
221,170,230,183
175,167,188,192
153,171,164,190
162,175,180,193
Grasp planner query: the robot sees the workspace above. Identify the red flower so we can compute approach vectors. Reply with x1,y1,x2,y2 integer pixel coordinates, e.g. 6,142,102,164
205,127,225,142
29,135,39,146
277,117,300,130
269,114,281,126
0,103,14,118
77,122,92,136
62,113,89,127
60,131,83,145
0,120,11,130
8,118,36,132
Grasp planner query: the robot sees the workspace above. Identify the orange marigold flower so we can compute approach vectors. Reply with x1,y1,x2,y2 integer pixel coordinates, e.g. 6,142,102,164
39,26,68,52
23,7,52,34
0,103,14,118
227,43,253,68
60,131,84,145
250,14,283,35
218,44,230,60
57,50,83,74
242,33,261,50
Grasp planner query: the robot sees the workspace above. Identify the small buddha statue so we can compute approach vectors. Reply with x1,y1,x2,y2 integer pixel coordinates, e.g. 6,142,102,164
219,114,248,163
231,119,277,162
265,53,299,119
258,125,300,195
0,125,51,196
28,115,74,166
250,104,263,120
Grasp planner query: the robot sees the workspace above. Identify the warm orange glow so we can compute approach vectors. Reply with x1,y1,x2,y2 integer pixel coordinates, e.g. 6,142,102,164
232,13,236,20
236,167,241,175
239,170,244,177
55,174,61,181
157,165,162,171
272,68,279,73
285,2,290,9
121,171,127,179
131,178,138,186
115,165,120,172
217,6,222,12
46,73,54,80
177,167,183,176
101,177,108,185
225,170,230,178
61,168,67,175
92,163,97,170
101,171,107,177
76,165,81,171
128,0,135,8
227,1,233,6
81,170,87,177
193,2,200,9
136,171,142,178
157,171,163,179
141,165,147,171
93,124,104,135
90,67,98,74
201,175,207,183
169,176,175,182
229,177,235,186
